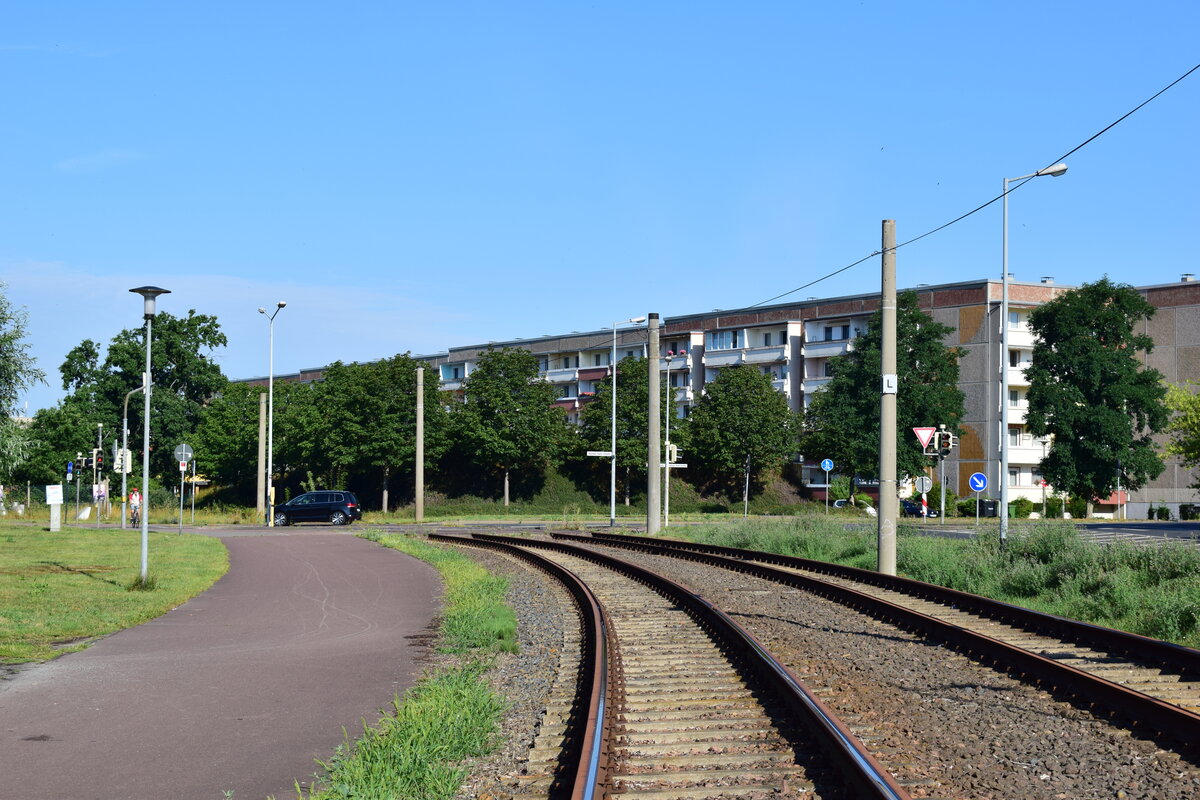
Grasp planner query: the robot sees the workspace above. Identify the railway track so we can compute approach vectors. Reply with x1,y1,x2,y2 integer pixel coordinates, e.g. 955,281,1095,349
558,530,1200,750
432,532,913,800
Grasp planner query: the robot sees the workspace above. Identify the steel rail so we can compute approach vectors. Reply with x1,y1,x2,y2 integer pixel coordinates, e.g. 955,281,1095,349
429,533,614,800
560,530,1200,749
469,531,912,800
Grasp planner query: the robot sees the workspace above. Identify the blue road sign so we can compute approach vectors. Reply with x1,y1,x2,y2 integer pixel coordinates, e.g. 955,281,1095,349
820,458,834,472
969,472,988,492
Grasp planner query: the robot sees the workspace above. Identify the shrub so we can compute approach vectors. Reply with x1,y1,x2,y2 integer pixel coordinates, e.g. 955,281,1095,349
1011,497,1035,518
957,498,979,517
1180,504,1198,521
1066,496,1087,518
1045,496,1064,518
1156,505,1173,521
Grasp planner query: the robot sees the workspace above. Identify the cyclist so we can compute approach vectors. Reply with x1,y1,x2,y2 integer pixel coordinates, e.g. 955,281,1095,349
129,487,142,527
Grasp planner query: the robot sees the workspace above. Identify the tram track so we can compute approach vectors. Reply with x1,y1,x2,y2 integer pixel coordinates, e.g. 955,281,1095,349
558,530,1200,751
432,532,913,800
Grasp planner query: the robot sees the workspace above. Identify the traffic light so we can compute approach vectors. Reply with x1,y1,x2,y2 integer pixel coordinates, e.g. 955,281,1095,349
96,454,104,470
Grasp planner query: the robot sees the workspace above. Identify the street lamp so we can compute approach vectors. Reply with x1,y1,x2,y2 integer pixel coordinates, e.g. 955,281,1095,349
1001,163,1066,544
610,316,646,527
259,301,286,526
129,286,169,582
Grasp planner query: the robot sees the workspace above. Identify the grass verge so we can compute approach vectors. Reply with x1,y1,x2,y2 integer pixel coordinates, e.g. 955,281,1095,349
0,525,228,664
670,517,1200,649
290,531,514,800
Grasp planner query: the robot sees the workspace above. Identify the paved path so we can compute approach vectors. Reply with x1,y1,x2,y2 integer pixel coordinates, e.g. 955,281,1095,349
0,529,441,800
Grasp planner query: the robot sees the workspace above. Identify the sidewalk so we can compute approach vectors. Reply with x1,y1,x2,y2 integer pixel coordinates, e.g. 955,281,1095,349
0,531,441,799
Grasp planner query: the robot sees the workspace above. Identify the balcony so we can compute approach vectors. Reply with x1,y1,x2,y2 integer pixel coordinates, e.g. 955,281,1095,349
543,367,577,383
1005,365,1031,387
669,386,694,404
802,339,854,359
440,378,464,392
742,345,786,365
659,353,693,371
771,378,789,394
1006,326,1035,349
703,350,744,367
801,376,832,394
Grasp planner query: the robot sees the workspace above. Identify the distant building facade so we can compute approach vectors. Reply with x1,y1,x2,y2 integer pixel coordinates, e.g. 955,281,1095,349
238,275,1200,518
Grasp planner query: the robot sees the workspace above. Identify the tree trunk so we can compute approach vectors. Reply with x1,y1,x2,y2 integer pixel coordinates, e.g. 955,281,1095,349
624,466,632,506
504,470,510,507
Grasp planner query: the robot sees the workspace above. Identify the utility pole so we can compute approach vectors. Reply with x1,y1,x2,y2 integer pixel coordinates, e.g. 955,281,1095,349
878,220,899,576
416,367,425,523
646,313,661,535
256,392,266,519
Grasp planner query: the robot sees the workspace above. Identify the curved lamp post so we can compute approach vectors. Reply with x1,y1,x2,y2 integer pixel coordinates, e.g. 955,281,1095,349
1001,163,1066,544
259,301,286,526
610,316,646,526
129,286,169,581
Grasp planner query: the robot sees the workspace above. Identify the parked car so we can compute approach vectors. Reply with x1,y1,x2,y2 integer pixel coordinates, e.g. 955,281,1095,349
274,491,362,526
900,499,938,518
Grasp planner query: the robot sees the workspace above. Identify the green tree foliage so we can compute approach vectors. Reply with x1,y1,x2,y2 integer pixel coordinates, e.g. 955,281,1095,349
686,364,797,499
576,356,678,504
0,285,45,481
20,311,226,484
307,356,450,508
193,382,263,496
1165,380,1200,492
450,348,570,503
802,291,965,483
1025,278,1168,501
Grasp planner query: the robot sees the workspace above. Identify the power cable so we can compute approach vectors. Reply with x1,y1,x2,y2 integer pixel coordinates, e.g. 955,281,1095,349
748,62,1200,309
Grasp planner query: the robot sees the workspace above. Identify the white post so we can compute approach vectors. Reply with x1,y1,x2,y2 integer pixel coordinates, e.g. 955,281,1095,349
610,325,618,527
141,313,152,579
663,353,672,528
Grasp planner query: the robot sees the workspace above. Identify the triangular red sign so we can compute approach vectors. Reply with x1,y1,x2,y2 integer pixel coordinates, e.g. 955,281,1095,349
913,427,937,448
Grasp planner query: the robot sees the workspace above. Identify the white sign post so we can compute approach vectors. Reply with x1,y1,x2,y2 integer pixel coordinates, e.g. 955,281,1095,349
968,472,988,526
820,459,834,513
175,443,193,535
46,484,63,532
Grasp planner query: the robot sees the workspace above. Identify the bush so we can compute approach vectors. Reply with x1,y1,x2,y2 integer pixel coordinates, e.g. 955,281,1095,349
1066,496,1087,519
1011,497,1035,519
1155,505,1173,521
926,483,956,517
1045,496,1064,518
957,498,979,517
1180,504,1197,521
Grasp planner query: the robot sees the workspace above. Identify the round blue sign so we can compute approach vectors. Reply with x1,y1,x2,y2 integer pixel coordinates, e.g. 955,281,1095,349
968,472,988,492
820,458,834,472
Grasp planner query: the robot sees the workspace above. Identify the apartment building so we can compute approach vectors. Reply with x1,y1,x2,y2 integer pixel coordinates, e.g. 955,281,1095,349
240,275,1200,518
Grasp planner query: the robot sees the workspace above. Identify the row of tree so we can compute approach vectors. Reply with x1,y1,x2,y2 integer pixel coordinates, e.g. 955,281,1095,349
2,278,1198,509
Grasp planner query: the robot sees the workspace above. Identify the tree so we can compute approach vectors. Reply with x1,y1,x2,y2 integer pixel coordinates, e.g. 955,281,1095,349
802,291,965,486
450,348,570,504
577,356,678,505
1165,381,1200,493
23,311,227,485
687,364,798,503
306,355,451,509
1025,278,1168,503
192,382,264,498
0,285,45,482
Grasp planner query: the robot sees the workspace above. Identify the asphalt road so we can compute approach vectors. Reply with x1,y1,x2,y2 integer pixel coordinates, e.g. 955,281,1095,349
0,527,441,800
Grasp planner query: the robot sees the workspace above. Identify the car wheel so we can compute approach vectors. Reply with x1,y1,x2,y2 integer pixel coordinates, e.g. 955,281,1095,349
273,511,289,527
330,510,348,525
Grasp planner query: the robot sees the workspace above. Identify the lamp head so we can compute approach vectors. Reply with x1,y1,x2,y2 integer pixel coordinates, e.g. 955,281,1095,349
1038,163,1068,178
129,286,170,319
277,301,287,309
258,307,267,314
630,316,647,324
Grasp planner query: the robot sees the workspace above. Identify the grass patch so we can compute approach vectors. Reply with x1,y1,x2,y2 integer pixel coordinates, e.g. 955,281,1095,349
0,525,228,664
291,531,514,800
670,517,1200,649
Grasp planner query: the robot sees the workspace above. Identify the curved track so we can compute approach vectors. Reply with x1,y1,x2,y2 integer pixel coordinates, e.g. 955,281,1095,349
433,532,912,800
559,530,1200,750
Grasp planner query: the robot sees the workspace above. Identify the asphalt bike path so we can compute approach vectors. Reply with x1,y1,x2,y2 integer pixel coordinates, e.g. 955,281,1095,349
0,527,441,800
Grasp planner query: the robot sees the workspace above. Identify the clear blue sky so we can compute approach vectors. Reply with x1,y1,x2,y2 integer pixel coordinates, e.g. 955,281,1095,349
3,2,1197,412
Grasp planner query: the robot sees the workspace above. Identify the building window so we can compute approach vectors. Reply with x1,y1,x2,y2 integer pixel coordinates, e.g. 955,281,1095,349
780,330,787,344
1009,310,1021,330
1008,468,1020,486
1008,426,1021,447
538,358,548,372
823,324,851,341
823,360,835,377
593,354,602,366
706,330,740,350
1009,350,1020,368
763,332,772,347
1009,389,1020,407
780,364,789,378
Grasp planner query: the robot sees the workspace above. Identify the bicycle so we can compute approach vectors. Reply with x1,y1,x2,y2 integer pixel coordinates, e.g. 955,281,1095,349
130,507,141,527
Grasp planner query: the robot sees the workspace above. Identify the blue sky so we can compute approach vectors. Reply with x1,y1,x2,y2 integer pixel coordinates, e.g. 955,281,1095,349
3,2,1197,412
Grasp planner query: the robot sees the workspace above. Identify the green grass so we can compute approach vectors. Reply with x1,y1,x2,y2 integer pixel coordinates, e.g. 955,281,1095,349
0,524,229,663
670,517,1200,649
290,531,514,800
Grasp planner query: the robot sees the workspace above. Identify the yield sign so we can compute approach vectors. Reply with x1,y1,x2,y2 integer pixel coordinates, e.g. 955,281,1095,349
912,427,937,449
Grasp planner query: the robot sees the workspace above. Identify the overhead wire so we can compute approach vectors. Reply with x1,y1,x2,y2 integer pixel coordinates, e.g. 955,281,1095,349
747,61,1200,310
